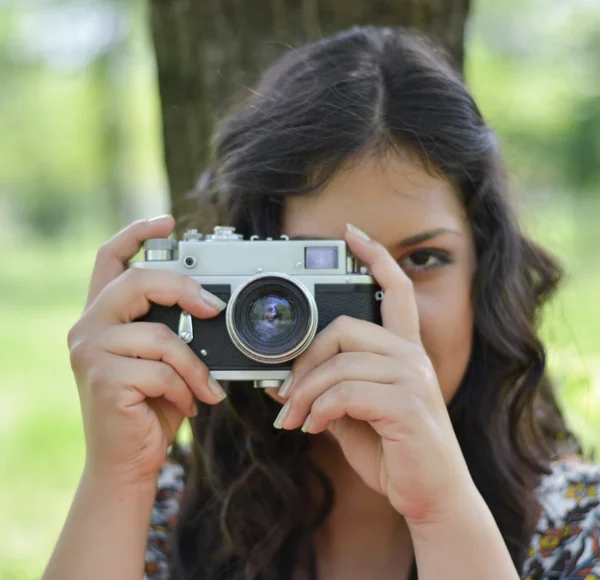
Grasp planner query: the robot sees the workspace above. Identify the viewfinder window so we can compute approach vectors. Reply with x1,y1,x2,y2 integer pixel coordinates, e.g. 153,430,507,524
305,246,338,269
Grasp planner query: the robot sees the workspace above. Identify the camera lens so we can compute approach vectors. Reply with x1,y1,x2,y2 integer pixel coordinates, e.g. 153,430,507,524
226,274,318,364
247,294,295,343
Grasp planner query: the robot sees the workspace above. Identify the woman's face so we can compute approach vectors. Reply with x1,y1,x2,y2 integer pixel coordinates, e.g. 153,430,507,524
282,154,477,404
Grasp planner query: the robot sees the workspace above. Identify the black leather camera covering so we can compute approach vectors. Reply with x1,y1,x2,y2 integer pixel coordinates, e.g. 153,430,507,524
135,283,382,371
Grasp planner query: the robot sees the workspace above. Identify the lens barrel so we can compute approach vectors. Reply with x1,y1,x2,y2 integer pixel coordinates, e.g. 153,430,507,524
226,273,318,364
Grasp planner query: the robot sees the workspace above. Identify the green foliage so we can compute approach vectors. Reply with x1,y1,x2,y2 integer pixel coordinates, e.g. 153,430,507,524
467,0,600,193
0,0,166,240
563,96,600,191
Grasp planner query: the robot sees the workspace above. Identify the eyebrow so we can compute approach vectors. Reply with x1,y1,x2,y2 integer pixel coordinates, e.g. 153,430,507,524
396,227,462,248
290,227,462,247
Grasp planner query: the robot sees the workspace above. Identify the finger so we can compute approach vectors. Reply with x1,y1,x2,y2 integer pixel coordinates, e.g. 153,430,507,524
280,352,398,427
86,215,175,310
148,396,188,446
264,386,286,405
90,355,198,418
325,416,381,477
325,415,375,446
298,381,409,436
95,321,227,404
290,315,404,388
345,224,420,342
87,268,226,325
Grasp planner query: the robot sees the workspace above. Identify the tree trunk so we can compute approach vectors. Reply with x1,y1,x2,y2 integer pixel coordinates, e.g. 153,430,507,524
149,0,471,233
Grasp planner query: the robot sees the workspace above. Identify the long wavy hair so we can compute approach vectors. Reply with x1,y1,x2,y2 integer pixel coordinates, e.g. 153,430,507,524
167,26,581,580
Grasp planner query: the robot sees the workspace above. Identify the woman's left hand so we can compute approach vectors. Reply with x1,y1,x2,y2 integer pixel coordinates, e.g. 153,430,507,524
271,224,476,527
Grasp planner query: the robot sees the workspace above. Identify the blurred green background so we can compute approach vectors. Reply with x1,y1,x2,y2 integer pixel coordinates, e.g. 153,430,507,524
1,0,600,578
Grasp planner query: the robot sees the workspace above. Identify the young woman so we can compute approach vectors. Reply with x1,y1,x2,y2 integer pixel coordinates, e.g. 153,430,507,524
43,26,599,580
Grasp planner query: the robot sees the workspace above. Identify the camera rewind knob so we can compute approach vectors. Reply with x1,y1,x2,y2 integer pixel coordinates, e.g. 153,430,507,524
206,226,243,241
183,229,203,241
143,238,178,261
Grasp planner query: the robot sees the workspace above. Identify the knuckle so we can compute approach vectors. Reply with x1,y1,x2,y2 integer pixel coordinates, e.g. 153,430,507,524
122,265,142,284
192,359,209,382
153,323,176,346
95,240,112,262
338,380,358,403
131,217,148,230
332,314,353,332
328,381,355,409
330,352,349,375
87,363,111,389
289,381,309,407
185,277,200,297
121,267,146,293
66,322,82,350
311,395,328,417
69,336,93,370
156,363,179,388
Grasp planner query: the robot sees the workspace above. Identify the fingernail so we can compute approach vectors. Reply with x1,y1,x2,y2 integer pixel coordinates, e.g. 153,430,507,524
278,372,294,398
301,414,312,433
346,223,371,241
273,401,291,429
199,287,227,312
148,214,173,223
208,375,227,401
191,401,199,416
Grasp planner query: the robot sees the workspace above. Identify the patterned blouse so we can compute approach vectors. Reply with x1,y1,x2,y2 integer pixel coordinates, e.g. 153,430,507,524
144,445,600,579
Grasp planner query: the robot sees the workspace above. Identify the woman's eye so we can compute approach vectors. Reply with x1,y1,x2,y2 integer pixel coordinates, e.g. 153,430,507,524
398,249,452,273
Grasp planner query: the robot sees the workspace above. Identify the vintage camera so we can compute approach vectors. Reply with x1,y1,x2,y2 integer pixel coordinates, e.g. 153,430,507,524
130,226,382,388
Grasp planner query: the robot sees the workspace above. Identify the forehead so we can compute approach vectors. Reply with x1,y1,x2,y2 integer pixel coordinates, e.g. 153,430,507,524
283,154,469,245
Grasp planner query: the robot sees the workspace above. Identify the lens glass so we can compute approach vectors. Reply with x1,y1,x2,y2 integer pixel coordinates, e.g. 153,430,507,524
231,275,315,360
247,293,295,343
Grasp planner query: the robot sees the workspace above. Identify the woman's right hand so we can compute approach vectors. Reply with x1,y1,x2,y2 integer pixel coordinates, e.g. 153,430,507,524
67,215,228,487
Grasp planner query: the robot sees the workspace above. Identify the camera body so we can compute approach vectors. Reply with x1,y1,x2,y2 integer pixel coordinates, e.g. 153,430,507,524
129,226,382,386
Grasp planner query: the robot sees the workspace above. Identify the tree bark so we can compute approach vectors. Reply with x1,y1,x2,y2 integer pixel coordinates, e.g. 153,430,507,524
149,0,471,233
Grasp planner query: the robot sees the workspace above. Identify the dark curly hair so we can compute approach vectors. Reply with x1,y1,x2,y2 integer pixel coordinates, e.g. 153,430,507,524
167,25,581,580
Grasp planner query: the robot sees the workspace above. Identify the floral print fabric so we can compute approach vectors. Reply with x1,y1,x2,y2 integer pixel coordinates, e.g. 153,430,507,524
144,449,186,580
144,445,600,579
522,456,600,579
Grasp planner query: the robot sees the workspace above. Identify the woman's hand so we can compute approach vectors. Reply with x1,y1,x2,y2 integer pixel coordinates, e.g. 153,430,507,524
270,224,476,526
67,216,228,487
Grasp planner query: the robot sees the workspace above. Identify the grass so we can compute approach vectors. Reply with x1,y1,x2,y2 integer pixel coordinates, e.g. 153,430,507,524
2,196,599,578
